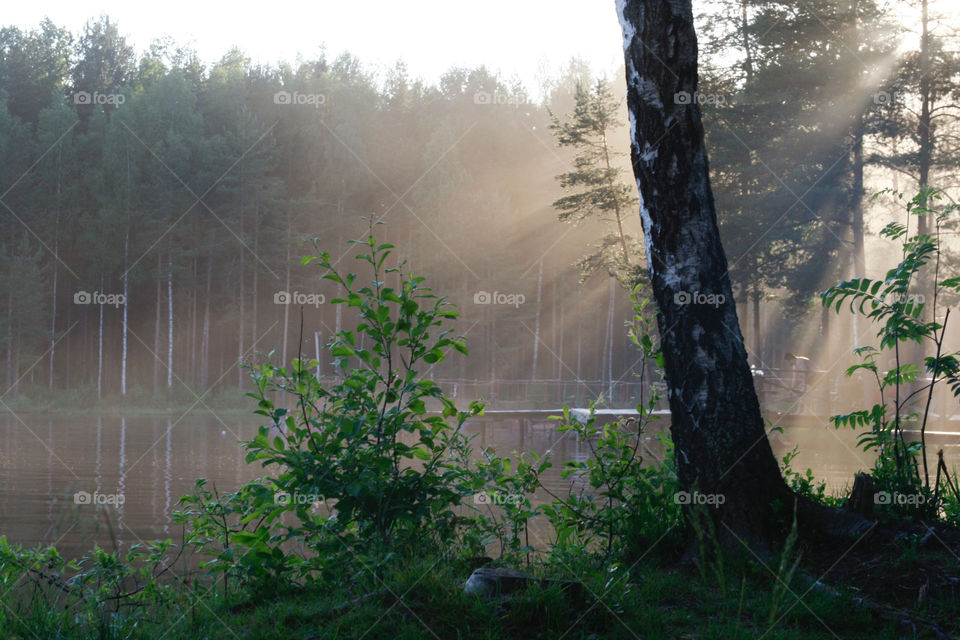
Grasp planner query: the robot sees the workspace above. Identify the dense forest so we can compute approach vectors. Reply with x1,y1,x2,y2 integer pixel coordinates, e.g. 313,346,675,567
0,17,644,402
0,0,957,403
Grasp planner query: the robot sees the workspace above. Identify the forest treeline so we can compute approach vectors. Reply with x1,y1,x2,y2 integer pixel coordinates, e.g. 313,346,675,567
0,0,958,401
0,17,628,400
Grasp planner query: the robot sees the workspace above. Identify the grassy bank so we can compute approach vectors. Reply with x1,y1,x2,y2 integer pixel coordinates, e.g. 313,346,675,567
1,551,920,640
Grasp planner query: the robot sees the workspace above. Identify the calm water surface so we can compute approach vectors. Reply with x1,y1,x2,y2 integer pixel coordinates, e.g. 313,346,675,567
1,410,956,557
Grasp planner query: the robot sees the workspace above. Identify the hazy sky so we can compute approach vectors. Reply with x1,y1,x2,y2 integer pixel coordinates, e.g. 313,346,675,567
6,1,625,94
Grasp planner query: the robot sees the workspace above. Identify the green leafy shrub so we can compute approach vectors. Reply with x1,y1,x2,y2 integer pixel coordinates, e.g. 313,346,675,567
822,187,960,521
777,441,843,507
544,294,679,558
240,227,482,569
174,479,302,596
470,290,681,562
469,447,551,563
0,535,182,636
541,403,680,558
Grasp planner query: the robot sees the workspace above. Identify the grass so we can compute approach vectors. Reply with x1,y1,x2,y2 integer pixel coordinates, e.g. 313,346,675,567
0,550,932,640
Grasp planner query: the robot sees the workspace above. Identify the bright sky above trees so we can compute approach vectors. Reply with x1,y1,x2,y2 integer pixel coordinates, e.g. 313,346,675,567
7,0,625,95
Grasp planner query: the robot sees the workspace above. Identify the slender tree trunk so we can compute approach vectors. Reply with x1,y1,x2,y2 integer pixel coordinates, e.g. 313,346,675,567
202,255,212,389
97,273,104,402
576,310,582,386
82,309,88,386
252,212,259,354
281,210,291,368
121,230,129,396
551,280,557,380
850,3,867,279
65,301,71,388
531,259,543,380
190,255,197,384
741,0,759,372
557,281,564,382
917,0,932,233
849,0,869,374
167,251,173,391
49,237,59,391
740,0,754,82
238,202,245,388
752,289,761,365
490,311,497,390
602,134,631,264
601,278,616,399
154,253,162,394
618,0,790,542
121,140,130,397
49,144,62,391
12,324,19,399
6,283,13,394
238,262,245,386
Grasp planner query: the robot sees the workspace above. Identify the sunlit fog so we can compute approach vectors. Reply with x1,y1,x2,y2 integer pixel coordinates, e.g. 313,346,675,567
1,1,960,638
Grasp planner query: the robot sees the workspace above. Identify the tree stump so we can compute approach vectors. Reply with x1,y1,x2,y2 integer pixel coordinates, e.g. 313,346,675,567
846,472,877,519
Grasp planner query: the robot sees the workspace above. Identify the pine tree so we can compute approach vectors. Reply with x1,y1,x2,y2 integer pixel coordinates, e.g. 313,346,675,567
550,80,642,285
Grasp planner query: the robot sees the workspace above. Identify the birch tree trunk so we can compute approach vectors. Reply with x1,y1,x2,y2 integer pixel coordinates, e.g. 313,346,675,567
202,256,211,388
617,0,789,541
6,283,13,394
237,203,245,389
49,144,61,391
606,278,615,399
11,327,19,399
97,273,104,402
189,255,197,384
49,231,59,390
64,301,71,388
121,229,129,396
121,140,130,397
167,251,173,391
281,210,291,368
252,210,259,356
531,259,543,380
917,0,932,231
154,253,161,394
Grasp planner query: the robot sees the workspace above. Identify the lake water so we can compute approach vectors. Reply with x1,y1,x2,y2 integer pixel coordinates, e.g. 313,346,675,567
1,409,956,558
